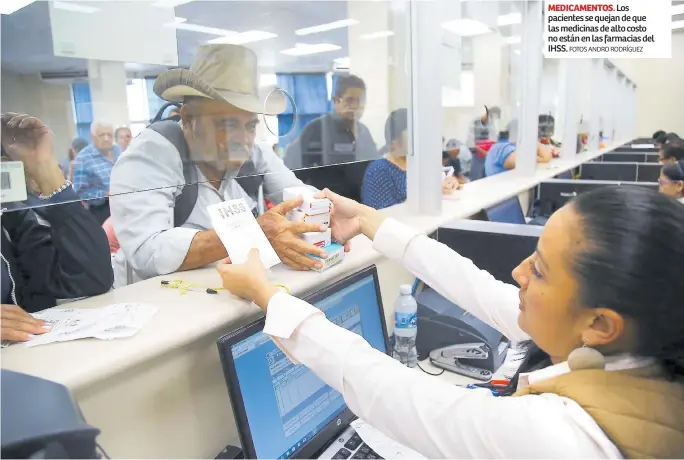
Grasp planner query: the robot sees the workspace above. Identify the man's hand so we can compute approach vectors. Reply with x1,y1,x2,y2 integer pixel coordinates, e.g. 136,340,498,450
259,198,328,271
1,113,54,166
1,113,64,195
216,250,276,311
1,304,48,342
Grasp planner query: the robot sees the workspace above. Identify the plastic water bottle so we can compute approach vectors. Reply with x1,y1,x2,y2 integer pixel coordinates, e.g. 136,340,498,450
393,284,418,368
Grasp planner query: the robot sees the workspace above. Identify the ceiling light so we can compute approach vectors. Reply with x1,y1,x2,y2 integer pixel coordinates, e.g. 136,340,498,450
0,0,36,15
672,4,684,16
208,30,278,45
295,19,359,36
673,19,684,30
281,43,342,56
441,19,491,37
153,0,195,7
260,74,277,87
53,1,100,13
497,12,522,26
333,56,350,69
503,35,522,45
165,20,236,37
360,30,395,40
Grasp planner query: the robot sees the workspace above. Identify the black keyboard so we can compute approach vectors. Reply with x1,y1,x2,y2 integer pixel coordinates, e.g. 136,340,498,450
331,434,384,460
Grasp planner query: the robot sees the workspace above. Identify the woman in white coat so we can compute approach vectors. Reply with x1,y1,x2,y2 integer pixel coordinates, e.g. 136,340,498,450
217,186,684,458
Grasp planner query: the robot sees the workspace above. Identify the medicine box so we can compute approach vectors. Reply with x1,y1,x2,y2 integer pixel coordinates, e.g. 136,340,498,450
302,228,332,248
283,187,331,216
309,243,345,272
288,209,331,227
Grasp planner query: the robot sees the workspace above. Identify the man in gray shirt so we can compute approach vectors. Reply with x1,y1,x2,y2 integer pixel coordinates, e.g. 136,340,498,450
109,44,326,282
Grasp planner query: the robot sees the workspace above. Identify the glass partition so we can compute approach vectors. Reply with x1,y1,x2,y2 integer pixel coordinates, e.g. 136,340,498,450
1,0,411,291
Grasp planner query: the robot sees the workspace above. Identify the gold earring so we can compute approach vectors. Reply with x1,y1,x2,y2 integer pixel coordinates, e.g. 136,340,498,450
567,339,605,371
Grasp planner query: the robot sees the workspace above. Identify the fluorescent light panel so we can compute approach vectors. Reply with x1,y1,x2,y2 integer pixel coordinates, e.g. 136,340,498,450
360,30,395,40
208,30,278,45
441,19,491,37
53,1,100,13
673,19,684,30
498,12,522,26
295,19,359,36
166,19,236,37
281,43,342,56
672,4,684,16
0,0,36,15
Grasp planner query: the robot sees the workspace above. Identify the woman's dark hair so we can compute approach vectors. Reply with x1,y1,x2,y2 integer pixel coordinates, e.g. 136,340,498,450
570,186,684,377
661,142,684,162
384,108,408,145
666,132,681,143
662,160,684,183
653,130,666,140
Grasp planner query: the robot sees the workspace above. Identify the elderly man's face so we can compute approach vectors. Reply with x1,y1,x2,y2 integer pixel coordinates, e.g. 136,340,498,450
93,124,114,151
181,98,258,170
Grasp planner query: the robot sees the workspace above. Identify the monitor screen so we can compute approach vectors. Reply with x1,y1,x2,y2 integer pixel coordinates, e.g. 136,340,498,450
485,197,526,224
229,274,386,459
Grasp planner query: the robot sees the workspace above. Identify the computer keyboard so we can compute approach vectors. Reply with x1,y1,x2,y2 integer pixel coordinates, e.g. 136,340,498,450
320,428,384,460
332,433,383,459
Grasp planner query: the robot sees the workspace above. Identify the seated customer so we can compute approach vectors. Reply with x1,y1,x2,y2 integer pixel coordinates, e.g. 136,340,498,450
109,44,327,282
361,109,459,210
485,119,553,177
443,138,469,183
1,113,113,342
659,160,684,204
658,142,684,165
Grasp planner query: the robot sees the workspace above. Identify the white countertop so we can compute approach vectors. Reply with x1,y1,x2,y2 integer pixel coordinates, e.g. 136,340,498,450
0,144,617,391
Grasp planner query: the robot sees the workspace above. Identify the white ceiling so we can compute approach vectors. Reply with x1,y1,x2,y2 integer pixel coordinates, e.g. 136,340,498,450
1,0,356,76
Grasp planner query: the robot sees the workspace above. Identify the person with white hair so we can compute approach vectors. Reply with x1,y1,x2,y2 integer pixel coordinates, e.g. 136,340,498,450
72,120,121,224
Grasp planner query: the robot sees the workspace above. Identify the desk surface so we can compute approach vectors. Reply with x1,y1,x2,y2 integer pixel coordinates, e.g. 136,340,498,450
0,144,617,391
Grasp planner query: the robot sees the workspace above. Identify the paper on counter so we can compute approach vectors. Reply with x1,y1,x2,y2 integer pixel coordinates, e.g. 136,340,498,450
207,198,280,268
351,419,425,459
1,303,157,348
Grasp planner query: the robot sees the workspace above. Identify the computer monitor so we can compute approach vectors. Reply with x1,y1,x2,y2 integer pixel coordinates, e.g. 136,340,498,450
636,163,662,182
437,220,543,286
579,162,638,181
216,266,389,460
602,152,648,163
485,197,526,225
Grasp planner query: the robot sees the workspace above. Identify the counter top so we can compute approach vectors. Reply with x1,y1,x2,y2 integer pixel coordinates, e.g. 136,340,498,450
0,144,617,391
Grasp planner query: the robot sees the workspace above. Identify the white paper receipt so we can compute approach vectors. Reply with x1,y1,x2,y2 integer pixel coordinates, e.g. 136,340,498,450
1,303,157,348
207,198,281,268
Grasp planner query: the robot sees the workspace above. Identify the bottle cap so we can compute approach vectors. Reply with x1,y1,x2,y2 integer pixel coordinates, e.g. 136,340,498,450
399,284,412,295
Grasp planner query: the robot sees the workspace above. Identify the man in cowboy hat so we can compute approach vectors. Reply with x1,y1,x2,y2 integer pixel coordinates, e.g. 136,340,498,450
109,44,327,283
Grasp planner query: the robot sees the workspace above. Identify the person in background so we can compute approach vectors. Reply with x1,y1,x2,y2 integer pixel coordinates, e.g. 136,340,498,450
658,142,684,165
652,130,666,143
217,185,684,458
467,106,501,180
484,118,553,177
72,121,121,225
59,137,88,182
109,44,329,283
361,108,459,210
658,160,684,204
284,74,377,169
115,126,133,153
443,138,469,183
1,113,113,342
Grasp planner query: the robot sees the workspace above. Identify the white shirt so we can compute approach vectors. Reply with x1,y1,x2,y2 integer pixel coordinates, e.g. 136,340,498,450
109,125,309,280
262,218,637,458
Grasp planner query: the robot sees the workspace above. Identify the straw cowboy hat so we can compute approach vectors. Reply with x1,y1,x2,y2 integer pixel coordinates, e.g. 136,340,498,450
153,44,286,115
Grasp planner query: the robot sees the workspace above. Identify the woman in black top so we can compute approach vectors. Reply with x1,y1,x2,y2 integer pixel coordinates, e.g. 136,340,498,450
1,113,113,342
